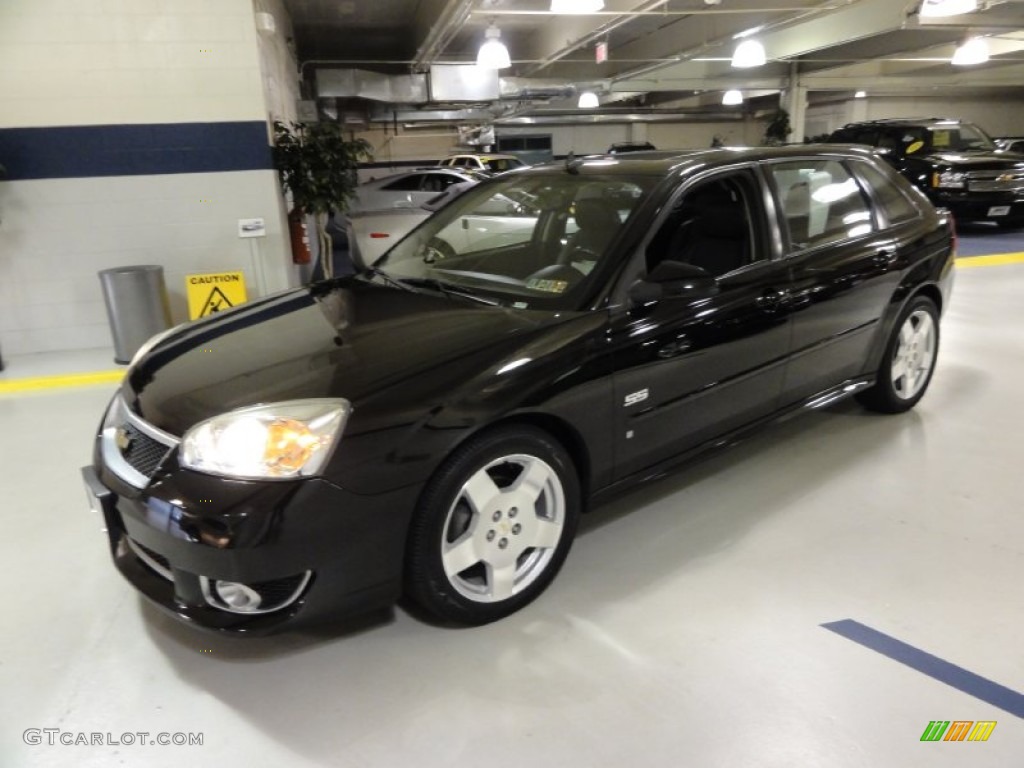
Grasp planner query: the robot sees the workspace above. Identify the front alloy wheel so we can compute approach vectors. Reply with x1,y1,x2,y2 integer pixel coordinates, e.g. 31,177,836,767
406,426,580,625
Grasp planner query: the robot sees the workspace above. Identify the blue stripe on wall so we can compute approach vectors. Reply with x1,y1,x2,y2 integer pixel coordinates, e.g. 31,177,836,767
0,121,273,181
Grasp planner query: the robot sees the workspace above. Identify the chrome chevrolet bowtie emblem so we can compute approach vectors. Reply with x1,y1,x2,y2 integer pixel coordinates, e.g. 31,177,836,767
115,427,133,452
997,173,1015,182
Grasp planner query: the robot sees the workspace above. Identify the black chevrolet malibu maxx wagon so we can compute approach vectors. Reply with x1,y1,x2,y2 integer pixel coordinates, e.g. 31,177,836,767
83,146,955,632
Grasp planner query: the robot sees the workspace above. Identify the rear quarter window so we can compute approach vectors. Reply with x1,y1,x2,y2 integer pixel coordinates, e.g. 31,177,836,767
852,161,920,224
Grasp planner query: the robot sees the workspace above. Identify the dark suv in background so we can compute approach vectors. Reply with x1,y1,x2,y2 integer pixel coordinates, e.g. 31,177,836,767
827,118,1024,228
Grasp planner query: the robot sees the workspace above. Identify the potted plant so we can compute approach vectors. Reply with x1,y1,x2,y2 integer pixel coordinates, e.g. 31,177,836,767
271,121,372,279
764,108,792,146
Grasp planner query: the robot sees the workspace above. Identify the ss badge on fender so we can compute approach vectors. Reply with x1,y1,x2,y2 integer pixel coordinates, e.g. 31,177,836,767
624,388,649,407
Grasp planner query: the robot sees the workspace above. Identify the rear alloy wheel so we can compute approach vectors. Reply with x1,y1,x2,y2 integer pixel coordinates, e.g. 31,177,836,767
406,426,580,625
857,295,939,413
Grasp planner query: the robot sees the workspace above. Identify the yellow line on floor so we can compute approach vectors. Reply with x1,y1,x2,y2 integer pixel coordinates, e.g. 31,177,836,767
957,252,1024,269
0,369,124,394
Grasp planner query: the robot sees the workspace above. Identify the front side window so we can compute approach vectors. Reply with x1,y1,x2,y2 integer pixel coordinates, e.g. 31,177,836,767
769,159,876,251
645,172,763,277
376,172,656,309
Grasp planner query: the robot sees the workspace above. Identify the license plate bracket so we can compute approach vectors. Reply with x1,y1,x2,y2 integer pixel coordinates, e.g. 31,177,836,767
988,205,1011,217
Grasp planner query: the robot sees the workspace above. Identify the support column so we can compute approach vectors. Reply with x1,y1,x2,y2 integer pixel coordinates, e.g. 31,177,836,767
784,62,808,143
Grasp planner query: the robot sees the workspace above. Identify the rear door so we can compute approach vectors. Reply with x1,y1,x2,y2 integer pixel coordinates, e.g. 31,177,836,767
765,157,902,405
609,167,794,480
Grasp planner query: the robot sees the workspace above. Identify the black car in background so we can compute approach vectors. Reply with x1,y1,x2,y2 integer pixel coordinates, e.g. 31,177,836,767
608,141,657,154
826,118,1024,228
83,146,955,632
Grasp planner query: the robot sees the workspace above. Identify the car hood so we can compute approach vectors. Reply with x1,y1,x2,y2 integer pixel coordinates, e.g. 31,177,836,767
124,278,580,436
923,149,1024,170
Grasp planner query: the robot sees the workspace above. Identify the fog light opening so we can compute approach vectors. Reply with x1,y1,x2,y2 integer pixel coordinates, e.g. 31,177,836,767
214,581,263,612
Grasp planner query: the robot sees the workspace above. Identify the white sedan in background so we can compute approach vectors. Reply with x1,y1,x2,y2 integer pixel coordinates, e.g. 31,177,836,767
349,167,485,213
346,183,547,269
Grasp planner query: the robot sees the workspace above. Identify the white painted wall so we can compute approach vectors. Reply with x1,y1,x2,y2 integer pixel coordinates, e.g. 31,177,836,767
0,0,267,128
0,0,296,357
0,172,287,355
254,0,300,125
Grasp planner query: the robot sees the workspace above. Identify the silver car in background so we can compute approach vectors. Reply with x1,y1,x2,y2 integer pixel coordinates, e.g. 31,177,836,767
349,167,486,213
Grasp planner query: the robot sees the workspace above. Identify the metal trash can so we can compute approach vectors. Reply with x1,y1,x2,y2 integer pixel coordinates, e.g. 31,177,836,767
98,265,172,365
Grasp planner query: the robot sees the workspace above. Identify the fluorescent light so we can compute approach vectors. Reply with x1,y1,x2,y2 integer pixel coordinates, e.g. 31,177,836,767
577,90,599,108
722,89,744,106
477,24,510,70
855,90,867,98
731,39,766,68
920,0,978,17
952,37,989,66
551,0,604,12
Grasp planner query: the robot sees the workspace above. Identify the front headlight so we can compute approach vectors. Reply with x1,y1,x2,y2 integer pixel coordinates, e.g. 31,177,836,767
180,399,350,480
933,170,967,189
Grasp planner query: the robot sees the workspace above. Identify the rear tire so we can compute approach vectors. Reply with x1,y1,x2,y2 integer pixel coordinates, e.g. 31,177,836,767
857,295,939,413
405,426,580,625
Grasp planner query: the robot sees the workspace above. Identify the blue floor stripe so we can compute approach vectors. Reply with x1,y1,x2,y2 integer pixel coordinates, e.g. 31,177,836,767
821,619,1024,718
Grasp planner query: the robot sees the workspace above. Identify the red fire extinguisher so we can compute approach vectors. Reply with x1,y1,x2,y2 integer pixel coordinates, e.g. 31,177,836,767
288,208,312,265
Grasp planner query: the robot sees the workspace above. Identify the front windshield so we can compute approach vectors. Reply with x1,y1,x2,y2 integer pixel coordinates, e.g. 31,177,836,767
376,172,657,309
926,122,996,151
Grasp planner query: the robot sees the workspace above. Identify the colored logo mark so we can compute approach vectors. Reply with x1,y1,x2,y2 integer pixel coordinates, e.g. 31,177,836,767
920,720,996,742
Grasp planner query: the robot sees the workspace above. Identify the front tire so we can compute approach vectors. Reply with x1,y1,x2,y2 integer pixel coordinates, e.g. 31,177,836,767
405,426,581,625
857,295,939,413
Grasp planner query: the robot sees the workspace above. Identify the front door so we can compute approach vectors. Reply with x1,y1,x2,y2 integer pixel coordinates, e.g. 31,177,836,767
608,169,793,481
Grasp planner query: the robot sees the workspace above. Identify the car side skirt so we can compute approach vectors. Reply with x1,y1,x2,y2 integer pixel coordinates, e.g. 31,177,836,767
590,375,875,506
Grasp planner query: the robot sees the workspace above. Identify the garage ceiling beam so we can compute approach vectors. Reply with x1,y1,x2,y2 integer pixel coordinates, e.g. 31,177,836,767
610,62,1024,93
611,0,915,85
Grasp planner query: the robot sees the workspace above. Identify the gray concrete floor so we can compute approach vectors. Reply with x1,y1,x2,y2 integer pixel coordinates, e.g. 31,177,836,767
1,259,1022,767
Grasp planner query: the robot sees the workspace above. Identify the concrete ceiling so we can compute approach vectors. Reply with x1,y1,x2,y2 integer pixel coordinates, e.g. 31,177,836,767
283,0,1024,113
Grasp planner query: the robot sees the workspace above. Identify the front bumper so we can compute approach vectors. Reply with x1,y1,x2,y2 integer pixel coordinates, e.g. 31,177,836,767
83,459,421,633
929,191,1024,224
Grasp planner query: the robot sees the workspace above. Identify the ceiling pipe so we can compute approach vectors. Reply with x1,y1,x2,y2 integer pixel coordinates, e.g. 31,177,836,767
411,0,476,72
519,0,670,77
609,0,846,85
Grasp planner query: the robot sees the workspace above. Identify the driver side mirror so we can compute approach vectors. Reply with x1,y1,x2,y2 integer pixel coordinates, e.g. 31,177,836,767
628,260,718,305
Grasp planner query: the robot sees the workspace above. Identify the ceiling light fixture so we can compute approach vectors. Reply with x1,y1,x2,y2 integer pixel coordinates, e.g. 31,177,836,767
951,36,989,65
551,0,604,12
731,39,766,68
920,0,978,17
578,90,599,108
855,90,867,98
722,89,744,106
477,24,511,70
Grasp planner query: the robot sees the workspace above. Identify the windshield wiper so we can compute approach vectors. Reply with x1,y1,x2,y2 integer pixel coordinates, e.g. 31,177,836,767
362,266,416,292
398,277,500,306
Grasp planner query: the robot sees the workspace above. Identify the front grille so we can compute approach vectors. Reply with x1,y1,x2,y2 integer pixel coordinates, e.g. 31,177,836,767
121,423,172,477
101,394,180,489
967,170,1024,193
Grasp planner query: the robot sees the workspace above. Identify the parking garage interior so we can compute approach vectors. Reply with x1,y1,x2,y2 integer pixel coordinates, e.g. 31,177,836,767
1,1,1023,766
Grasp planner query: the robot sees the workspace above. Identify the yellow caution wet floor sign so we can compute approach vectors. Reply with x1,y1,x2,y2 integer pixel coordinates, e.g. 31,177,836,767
186,272,247,319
